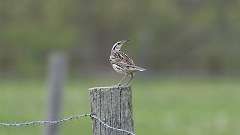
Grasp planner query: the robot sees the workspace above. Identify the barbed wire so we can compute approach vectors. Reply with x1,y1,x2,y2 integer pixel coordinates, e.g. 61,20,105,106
0,113,135,135
0,113,91,127
91,114,135,135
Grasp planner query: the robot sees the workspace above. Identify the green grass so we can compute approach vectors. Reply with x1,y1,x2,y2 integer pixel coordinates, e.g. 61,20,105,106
0,77,240,135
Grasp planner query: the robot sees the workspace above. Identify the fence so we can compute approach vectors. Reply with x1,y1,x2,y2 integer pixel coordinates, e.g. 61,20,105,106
0,53,135,135
0,87,135,135
0,113,135,135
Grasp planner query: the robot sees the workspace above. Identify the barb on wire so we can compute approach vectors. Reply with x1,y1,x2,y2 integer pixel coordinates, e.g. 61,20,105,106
90,114,135,135
0,113,91,127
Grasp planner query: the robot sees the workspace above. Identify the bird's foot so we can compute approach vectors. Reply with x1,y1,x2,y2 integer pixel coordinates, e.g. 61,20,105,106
117,83,123,88
112,83,131,88
119,83,131,87
113,83,123,88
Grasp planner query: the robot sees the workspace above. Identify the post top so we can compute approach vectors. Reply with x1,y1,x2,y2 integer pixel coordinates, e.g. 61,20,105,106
89,86,131,91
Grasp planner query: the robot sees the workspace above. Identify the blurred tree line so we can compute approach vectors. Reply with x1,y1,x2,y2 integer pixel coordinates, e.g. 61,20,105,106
0,0,240,76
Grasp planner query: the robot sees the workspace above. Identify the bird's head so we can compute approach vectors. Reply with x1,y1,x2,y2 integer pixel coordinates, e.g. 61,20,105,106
111,40,129,51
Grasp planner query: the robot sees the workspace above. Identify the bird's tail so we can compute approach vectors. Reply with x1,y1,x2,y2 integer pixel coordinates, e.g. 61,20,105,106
134,66,146,71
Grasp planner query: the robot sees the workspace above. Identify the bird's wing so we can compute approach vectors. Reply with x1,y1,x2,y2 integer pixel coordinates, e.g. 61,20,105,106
118,51,135,65
130,65,146,71
116,62,146,72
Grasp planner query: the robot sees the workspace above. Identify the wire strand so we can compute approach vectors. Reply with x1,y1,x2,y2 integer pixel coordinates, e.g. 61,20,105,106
0,113,91,127
0,113,135,135
90,114,135,135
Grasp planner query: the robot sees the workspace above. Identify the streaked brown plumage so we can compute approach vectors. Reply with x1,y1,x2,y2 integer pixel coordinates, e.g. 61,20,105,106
109,40,146,86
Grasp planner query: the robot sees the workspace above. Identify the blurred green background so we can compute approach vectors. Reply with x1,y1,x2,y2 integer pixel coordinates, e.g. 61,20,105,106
0,0,240,135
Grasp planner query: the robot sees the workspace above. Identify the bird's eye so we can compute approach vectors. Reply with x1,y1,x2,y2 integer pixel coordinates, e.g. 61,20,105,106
117,42,121,45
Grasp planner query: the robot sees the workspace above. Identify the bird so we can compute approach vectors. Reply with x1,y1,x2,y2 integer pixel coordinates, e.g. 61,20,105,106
109,40,146,86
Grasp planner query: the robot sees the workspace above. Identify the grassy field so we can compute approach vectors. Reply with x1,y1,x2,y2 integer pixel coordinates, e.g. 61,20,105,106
0,77,240,135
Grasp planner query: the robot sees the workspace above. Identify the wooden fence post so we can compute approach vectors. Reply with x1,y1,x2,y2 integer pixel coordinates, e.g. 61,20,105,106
90,86,134,135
